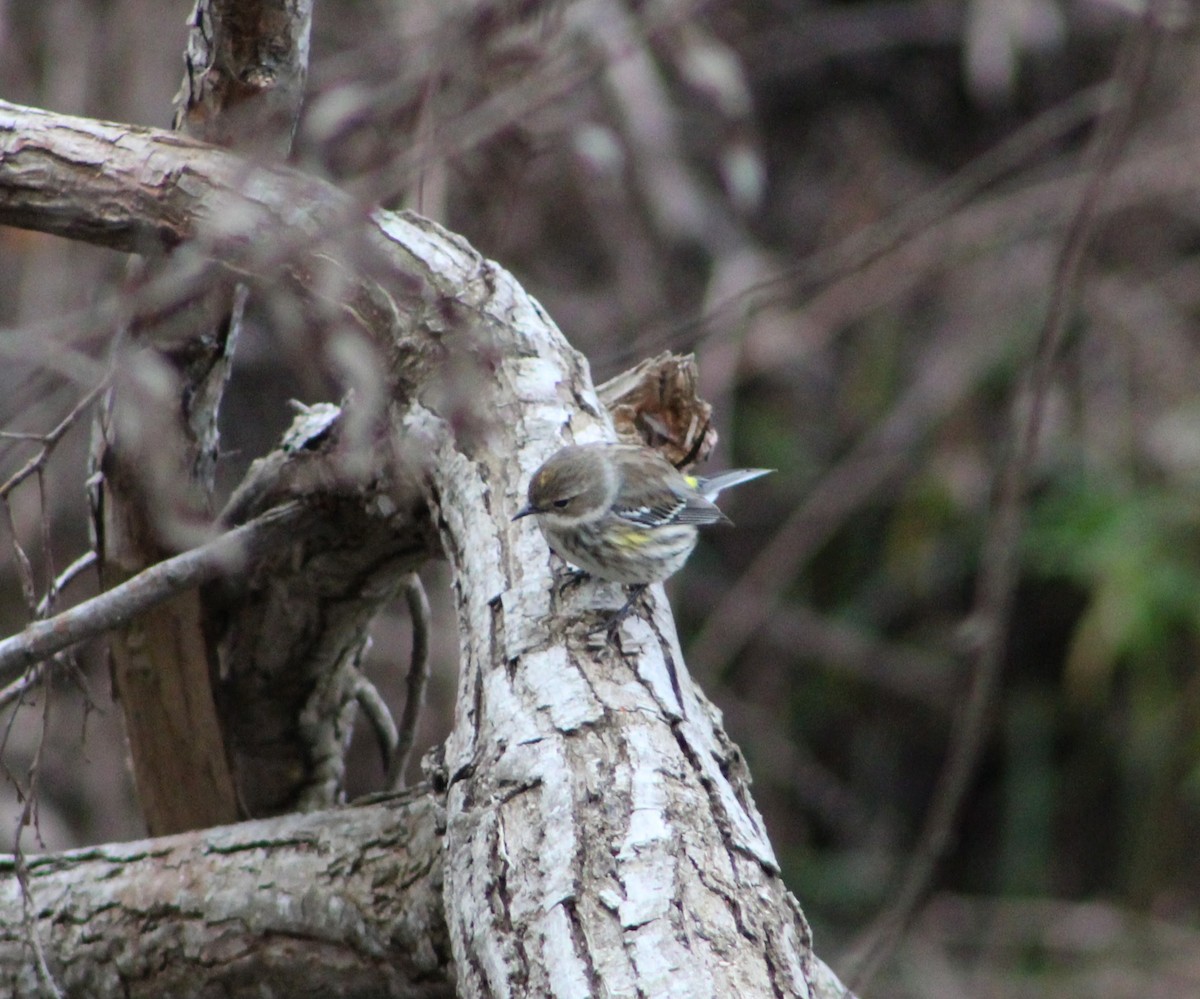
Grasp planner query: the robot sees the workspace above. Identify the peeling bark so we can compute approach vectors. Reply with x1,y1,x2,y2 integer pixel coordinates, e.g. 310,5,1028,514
175,0,313,154
0,98,849,997
0,794,451,999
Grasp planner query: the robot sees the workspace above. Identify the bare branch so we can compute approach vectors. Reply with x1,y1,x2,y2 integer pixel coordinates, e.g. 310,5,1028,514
690,314,1006,677
0,552,100,714
354,674,398,774
1,501,36,611
13,847,63,999
0,504,305,686
389,572,431,790
0,665,45,716
9,680,63,999
33,551,97,620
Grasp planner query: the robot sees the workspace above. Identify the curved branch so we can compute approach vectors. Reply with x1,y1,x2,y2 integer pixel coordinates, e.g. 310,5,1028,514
0,96,846,998
389,573,432,790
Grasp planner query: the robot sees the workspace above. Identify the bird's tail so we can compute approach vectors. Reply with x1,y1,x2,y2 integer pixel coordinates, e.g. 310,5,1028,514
696,467,773,500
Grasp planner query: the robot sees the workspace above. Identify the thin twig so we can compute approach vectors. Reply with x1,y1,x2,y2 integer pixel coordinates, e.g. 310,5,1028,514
0,664,46,715
0,379,109,499
605,81,1112,367
689,314,1000,676
0,554,100,715
34,469,54,618
12,848,62,999
11,688,64,998
355,675,399,774
34,551,97,619
0,503,306,686
844,10,1165,992
388,572,431,791
2,499,37,610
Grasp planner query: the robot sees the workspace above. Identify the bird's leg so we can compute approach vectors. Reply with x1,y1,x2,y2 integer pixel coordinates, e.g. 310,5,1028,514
553,563,590,595
604,583,649,646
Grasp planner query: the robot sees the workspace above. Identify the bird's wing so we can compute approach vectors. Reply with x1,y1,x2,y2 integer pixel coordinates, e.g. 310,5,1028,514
611,486,687,527
612,482,728,527
609,447,732,527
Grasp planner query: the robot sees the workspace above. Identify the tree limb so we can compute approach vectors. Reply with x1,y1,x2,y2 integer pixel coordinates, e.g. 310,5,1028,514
91,0,316,836
0,96,846,997
0,793,451,999
0,504,304,686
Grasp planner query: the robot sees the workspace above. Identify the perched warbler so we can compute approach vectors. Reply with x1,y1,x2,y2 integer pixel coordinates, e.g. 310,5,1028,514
512,443,772,637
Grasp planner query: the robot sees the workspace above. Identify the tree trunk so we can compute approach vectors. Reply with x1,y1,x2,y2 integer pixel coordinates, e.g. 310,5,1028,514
95,0,315,835
0,98,850,998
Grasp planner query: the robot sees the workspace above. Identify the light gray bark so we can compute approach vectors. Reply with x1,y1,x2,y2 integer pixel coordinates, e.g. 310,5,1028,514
0,99,850,998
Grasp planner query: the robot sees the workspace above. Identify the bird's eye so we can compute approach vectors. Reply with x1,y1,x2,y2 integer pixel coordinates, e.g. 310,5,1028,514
552,498,571,509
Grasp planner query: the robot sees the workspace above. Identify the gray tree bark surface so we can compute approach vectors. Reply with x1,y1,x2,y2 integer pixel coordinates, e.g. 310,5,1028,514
0,793,450,998
0,99,851,998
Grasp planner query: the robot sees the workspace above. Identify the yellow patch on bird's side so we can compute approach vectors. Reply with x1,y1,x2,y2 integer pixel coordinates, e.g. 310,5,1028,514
683,475,699,488
614,529,651,548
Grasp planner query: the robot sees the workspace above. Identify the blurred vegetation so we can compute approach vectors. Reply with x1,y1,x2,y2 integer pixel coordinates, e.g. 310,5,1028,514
3,1,1200,995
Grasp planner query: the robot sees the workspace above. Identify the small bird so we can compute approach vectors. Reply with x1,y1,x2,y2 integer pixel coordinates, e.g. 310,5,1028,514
512,442,772,645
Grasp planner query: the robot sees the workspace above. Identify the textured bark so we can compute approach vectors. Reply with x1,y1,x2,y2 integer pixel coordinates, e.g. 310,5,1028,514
174,0,313,153
212,422,437,815
96,0,315,835
0,99,849,997
0,794,451,999
407,244,818,999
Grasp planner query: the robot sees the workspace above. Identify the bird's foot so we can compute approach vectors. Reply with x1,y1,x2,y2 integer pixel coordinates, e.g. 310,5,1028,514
602,584,649,648
553,565,591,596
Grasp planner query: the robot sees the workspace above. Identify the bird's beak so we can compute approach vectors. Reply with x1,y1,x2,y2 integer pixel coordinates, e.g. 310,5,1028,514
512,505,536,522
